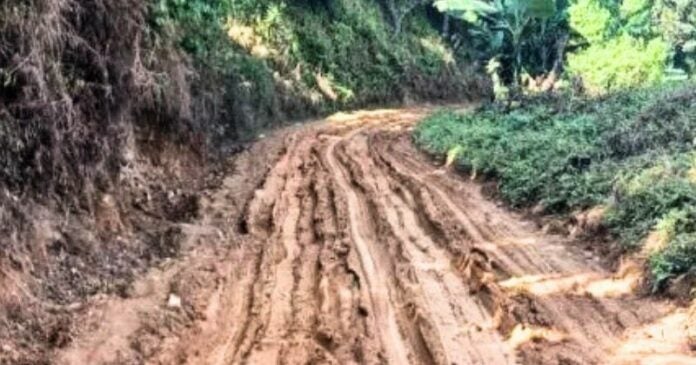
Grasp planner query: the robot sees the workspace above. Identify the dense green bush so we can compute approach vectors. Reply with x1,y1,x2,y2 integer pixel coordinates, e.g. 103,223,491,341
151,0,231,58
605,158,696,248
651,233,696,287
566,0,672,93
569,0,613,43
414,82,696,285
567,35,669,92
566,0,696,91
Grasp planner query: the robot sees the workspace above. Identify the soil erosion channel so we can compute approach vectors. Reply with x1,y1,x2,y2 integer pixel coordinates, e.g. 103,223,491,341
59,108,691,365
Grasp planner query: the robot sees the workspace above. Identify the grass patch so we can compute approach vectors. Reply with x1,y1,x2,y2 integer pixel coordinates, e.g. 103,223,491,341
414,83,696,288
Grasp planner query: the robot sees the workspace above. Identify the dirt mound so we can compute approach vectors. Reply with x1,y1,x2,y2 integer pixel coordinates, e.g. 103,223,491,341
25,108,695,364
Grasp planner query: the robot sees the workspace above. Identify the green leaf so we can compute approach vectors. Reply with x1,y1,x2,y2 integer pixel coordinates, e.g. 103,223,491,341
526,0,556,19
434,0,499,15
683,40,696,53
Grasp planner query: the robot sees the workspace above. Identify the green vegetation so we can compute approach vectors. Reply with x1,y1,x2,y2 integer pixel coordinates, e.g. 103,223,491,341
148,0,481,140
565,0,675,92
414,83,696,287
567,34,669,93
435,0,695,94
435,0,567,91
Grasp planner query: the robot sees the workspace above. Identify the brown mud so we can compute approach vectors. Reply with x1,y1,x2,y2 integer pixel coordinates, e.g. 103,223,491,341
54,108,693,365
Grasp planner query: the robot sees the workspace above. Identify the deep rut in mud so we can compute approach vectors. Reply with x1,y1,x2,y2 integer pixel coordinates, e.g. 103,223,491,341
58,108,693,365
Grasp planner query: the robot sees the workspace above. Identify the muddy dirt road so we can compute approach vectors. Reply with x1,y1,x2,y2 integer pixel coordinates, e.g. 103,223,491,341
58,108,693,365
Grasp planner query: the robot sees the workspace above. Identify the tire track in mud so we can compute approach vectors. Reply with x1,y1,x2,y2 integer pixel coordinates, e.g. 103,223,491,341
325,130,414,365
334,132,514,364
84,108,690,365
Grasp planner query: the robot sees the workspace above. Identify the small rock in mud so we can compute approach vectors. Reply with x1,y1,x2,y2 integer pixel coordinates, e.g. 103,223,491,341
167,294,182,309
357,305,369,317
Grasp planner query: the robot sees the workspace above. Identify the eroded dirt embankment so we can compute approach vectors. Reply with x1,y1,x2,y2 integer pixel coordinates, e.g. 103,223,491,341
55,108,693,365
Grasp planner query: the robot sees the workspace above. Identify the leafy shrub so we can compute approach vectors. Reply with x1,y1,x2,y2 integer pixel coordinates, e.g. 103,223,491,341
414,104,607,210
651,233,696,287
151,0,231,59
567,35,669,93
565,0,692,92
602,86,696,156
569,0,614,42
606,169,696,247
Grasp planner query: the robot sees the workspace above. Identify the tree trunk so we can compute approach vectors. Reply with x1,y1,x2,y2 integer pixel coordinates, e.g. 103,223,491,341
442,14,450,37
540,32,568,92
386,0,430,38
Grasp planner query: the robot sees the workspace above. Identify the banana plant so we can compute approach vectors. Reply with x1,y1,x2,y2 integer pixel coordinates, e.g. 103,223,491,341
435,0,560,90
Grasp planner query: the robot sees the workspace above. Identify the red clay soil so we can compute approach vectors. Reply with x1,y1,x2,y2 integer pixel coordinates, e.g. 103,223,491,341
52,108,693,365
